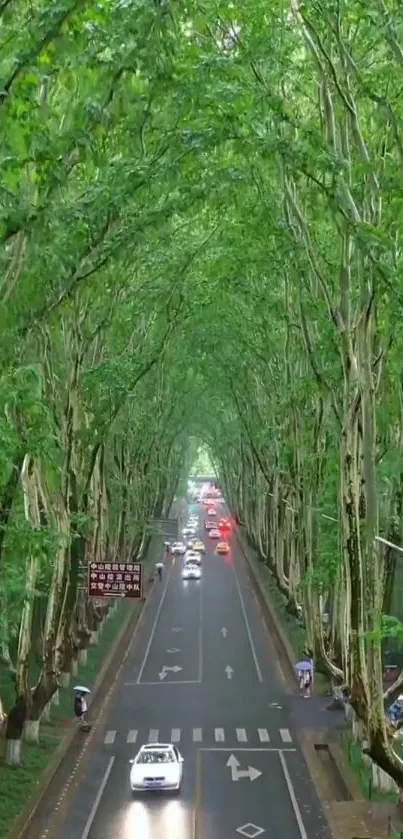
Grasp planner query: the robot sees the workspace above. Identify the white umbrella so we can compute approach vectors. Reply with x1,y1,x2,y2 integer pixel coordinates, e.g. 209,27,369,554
73,685,91,693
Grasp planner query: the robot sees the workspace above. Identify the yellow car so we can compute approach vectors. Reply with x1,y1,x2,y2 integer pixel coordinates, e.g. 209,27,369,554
192,540,205,554
216,541,230,554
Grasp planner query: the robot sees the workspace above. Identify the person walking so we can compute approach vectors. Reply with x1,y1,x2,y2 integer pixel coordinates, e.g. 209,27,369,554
303,669,312,698
74,692,89,728
156,561,164,580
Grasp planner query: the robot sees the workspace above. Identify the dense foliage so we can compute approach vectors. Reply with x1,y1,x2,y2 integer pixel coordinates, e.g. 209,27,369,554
1,0,403,789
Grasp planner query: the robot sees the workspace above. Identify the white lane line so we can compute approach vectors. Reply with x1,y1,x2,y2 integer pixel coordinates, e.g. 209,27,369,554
280,728,292,743
127,730,138,743
231,561,263,682
171,728,181,742
81,756,115,839
125,680,200,686
198,577,203,682
104,730,116,744
258,728,270,742
193,728,202,742
236,728,247,742
215,727,225,742
148,728,159,742
279,751,308,839
136,568,172,684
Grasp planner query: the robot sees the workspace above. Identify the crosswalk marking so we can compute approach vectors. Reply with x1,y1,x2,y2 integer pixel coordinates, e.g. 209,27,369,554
104,726,293,745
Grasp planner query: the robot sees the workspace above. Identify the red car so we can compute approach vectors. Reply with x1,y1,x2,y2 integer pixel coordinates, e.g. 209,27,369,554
218,518,231,531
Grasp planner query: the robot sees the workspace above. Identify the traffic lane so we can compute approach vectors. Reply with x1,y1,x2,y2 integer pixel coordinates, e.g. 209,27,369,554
201,543,264,687
121,558,173,677
277,748,333,838
51,748,115,839
87,748,196,839
229,528,291,693
196,748,312,839
137,558,202,684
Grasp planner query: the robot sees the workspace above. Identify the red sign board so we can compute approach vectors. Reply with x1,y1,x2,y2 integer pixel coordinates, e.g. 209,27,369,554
88,562,142,598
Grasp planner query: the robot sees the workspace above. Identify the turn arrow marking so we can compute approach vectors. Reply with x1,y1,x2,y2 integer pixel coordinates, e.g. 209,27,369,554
158,665,183,680
226,754,262,782
225,665,234,679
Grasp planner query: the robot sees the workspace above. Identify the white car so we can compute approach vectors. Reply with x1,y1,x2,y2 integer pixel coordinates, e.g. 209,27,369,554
182,526,197,537
185,550,201,564
171,542,186,555
209,528,220,539
129,743,184,792
182,562,201,580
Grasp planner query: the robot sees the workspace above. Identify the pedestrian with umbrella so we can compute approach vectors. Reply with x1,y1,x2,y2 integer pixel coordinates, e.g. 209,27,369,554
294,660,313,698
73,686,91,731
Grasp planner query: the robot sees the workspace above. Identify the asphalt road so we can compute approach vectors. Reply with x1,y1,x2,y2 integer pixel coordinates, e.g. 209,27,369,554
52,502,333,839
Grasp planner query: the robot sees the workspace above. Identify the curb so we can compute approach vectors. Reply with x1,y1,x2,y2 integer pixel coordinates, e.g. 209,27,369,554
235,526,297,688
5,566,155,839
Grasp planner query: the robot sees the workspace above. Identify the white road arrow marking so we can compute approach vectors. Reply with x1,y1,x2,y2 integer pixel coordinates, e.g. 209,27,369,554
221,627,228,637
158,665,183,680
166,648,180,653
226,754,262,782
225,665,234,679
171,627,182,632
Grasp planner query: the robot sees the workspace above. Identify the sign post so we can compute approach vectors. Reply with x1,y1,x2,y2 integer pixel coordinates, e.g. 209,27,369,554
88,561,142,599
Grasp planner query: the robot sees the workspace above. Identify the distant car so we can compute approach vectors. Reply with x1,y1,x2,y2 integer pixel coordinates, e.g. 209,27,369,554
182,562,201,580
129,743,184,792
209,529,220,539
171,542,186,555
216,541,230,554
218,518,231,530
192,540,205,553
185,550,201,564
205,520,215,531
207,508,216,516
182,526,197,537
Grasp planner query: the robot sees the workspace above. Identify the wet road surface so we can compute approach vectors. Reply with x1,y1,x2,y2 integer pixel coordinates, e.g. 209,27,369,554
48,503,333,839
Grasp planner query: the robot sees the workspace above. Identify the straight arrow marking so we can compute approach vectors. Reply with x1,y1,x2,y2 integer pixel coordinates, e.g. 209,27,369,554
221,627,228,637
225,665,234,679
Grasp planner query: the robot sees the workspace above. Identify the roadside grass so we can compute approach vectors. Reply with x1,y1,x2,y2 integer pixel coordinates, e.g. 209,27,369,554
0,598,136,839
340,732,398,805
244,539,329,696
